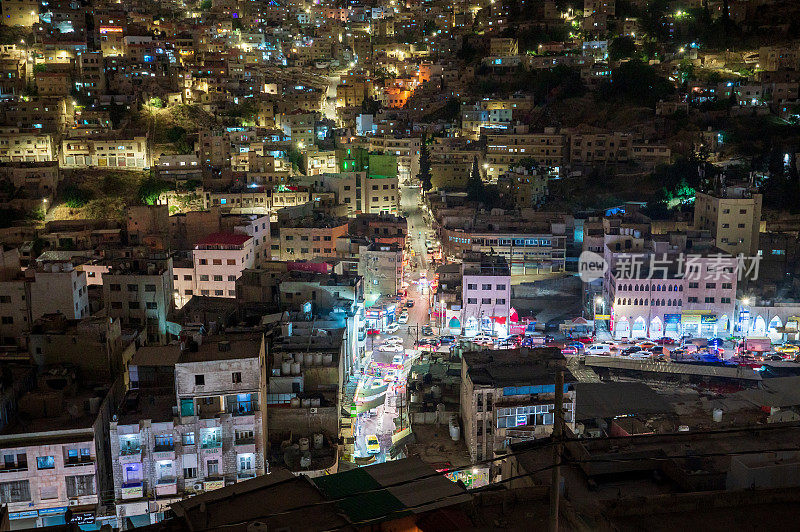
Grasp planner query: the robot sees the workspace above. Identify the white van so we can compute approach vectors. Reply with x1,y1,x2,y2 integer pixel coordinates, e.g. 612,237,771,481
585,344,612,356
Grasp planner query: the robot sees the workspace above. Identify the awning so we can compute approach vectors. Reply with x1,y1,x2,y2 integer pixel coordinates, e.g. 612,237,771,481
491,316,506,325
572,317,589,325
510,308,519,323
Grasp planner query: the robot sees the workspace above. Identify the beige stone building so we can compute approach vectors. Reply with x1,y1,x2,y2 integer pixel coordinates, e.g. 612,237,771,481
694,187,763,257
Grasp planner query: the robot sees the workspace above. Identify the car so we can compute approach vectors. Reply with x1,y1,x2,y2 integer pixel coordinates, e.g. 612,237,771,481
439,335,456,345
775,344,800,355
561,346,579,355
398,314,409,324
574,336,594,344
385,336,403,344
367,328,380,336
585,344,612,355
392,354,404,365
621,346,640,356
385,323,400,334
656,336,676,345
416,338,441,348
637,341,657,350
471,334,494,345
365,435,380,454
421,326,434,336
406,300,415,308
384,368,397,382
628,351,652,359
380,344,404,353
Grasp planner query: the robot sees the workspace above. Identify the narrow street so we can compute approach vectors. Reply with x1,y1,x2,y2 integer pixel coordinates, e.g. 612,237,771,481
352,182,438,461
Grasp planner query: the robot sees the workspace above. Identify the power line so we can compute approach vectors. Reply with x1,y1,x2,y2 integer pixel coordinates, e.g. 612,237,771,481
191,424,800,531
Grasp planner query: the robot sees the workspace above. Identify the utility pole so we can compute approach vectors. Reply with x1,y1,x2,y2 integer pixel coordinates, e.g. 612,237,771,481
549,368,565,532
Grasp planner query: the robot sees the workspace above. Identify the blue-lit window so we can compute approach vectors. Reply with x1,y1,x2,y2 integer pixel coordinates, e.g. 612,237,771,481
220,199,227,205
143,55,153,62
37,456,55,469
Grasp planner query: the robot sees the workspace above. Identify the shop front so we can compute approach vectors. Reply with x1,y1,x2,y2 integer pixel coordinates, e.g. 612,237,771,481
664,313,681,338
364,303,397,332
681,311,719,338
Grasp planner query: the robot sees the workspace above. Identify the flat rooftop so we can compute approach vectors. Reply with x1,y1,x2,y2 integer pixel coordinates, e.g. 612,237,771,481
178,334,262,363
463,348,574,388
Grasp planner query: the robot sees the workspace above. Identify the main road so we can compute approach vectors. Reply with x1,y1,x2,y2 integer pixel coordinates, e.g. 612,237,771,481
352,182,438,461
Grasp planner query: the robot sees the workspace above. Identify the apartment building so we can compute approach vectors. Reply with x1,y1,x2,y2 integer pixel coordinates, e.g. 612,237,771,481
193,233,256,298
461,254,511,337
358,242,403,300
303,148,337,176
1,98,70,133
102,256,174,345
368,136,421,182
461,349,576,463
568,131,632,165
317,172,400,216
497,166,549,208
603,241,738,340
110,334,266,527
348,213,408,248
0,370,110,529
0,162,60,198
1,0,39,26
276,111,317,148
278,215,349,262
0,130,55,163
694,187,762,256
489,38,519,56
60,133,151,169
485,129,566,180
28,260,89,321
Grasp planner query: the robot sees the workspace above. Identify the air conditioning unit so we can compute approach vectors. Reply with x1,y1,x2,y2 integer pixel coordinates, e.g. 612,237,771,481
68,499,79,506
309,407,317,414
193,483,204,491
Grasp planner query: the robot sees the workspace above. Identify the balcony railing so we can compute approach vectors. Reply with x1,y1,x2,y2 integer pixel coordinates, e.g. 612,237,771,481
120,447,141,456
153,444,174,452
235,437,255,446
200,441,222,450
64,459,94,467
226,402,259,416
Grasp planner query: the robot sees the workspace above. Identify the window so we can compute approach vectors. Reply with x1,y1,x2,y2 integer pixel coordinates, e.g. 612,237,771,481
482,284,492,290
146,302,157,309
128,301,139,309
496,298,506,304
144,284,156,292
705,297,715,303
154,434,173,450
232,372,242,383
1,317,12,325
688,297,699,303
688,282,699,289
706,283,716,289
467,298,477,304
127,284,138,292
182,432,195,445
40,485,58,500
206,459,219,475
110,284,121,291
227,259,236,265
467,283,477,290
722,283,733,289
214,290,223,295
37,456,55,470
200,275,209,281
481,298,492,304
721,297,732,304
195,374,205,385
183,467,197,479
199,259,207,265
66,475,95,497
0,480,30,503
183,275,192,281
213,259,222,265
228,275,236,282
238,455,253,471
213,275,223,282
496,284,506,290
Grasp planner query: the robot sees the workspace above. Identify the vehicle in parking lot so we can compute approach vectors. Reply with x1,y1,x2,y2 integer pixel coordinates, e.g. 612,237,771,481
416,338,440,348
637,341,657,350
385,324,399,334
471,334,494,345
620,346,640,356
366,435,380,454
398,313,409,324
439,335,456,345
385,336,403,344
561,346,578,355
628,351,652,359
379,344,404,353
656,337,675,345
392,354,404,365
406,300,415,308
574,336,594,344
421,326,434,336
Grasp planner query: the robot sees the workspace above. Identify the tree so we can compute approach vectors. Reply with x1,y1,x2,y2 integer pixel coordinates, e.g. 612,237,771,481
598,60,674,107
609,36,637,61
466,156,484,201
416,135,432,192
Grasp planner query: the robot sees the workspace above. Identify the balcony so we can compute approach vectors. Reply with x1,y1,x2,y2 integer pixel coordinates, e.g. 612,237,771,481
237,471,256,482
226,401,258,416
121,481,144,500
0,466,28,474
155,479,178,497
118,449,142,464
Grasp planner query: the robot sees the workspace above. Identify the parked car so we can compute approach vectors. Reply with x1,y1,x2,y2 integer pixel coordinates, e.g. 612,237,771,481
385,324,400,334
655,336,675,345
398,314,409,324
385,336,403,344
406,300,415,308
628,351,652,360
367,328,380,335
575,336,594,344
380,344,404,353
439,335,456,345
421,326,434,336
561,346,579,355
637,341,657,350
621,346,640,356
471,334,494,345
775,344,800,355
366,435,380,454
392,354,404,365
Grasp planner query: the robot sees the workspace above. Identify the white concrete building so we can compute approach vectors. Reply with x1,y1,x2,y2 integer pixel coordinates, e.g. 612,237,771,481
461,254,511,337
193,233,255,298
